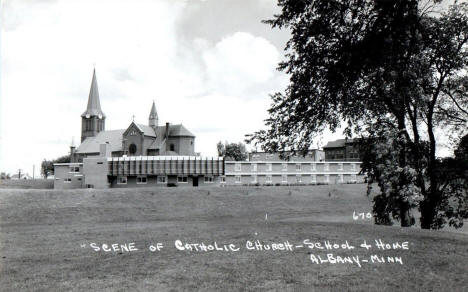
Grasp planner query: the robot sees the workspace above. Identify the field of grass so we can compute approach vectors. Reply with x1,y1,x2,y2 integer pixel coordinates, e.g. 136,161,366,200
0,185,467,291
0,179,53,189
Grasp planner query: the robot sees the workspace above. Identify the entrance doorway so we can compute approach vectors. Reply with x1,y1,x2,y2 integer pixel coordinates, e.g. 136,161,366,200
193,177,199,187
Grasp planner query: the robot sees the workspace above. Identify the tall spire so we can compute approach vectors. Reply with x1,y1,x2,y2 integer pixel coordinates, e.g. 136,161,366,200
81,69,105,118
148,100,159,127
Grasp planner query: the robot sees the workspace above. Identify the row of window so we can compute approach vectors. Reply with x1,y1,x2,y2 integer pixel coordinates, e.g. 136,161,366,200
116,176,215,184
235,163,356,172
233,174,357,183
62,177,82,183
84,119,104,131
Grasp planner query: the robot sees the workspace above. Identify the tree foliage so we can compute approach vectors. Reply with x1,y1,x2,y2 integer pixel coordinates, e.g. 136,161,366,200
217,141,248,161
248,0,468,229
41,154,70,177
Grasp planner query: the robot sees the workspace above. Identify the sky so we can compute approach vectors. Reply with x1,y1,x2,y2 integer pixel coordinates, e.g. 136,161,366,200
0,0,455,176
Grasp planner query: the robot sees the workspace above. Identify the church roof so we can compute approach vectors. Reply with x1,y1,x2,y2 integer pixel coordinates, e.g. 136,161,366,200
81,69,106,118
76,124,194,154
135,124,156,137
76,129,124,154
164,124,195,137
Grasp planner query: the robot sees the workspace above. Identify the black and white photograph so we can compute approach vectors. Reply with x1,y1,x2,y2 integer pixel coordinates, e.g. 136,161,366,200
0,0,467,291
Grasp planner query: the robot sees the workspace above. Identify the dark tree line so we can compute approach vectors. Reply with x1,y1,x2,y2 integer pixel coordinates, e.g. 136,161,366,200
247,0,468,229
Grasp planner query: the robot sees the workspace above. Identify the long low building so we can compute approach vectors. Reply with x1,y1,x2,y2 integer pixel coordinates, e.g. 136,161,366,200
55,145,224,189
224,160,364,185
54,145,364,189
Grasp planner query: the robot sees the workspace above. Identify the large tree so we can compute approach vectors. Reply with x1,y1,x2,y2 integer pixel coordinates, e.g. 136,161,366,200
217,141,248,161
248,0,468,229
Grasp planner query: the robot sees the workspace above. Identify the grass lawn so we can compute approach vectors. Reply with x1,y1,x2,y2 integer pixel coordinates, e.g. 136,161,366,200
0,184,467,291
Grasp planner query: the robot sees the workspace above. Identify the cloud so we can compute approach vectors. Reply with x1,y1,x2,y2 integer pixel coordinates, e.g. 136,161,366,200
0,0,289,174
202,32,280,96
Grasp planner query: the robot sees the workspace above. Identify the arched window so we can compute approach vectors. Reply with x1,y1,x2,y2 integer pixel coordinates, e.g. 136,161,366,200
129,143,137,155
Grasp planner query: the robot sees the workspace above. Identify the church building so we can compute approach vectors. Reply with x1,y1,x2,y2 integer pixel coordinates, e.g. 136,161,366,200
72,69,195,162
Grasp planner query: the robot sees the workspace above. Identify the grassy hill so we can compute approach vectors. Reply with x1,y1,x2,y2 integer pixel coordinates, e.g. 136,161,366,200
0,185,467,291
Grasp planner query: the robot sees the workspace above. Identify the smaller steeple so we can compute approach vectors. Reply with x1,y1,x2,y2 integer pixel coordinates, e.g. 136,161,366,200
148,100,158,128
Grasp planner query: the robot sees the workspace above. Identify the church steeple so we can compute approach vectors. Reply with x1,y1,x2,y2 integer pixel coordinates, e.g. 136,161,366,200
81,68,105,118
148,100,158,128
81,69,106,142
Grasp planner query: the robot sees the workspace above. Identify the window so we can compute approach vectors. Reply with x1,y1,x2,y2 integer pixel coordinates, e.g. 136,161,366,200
190,141,193,145
266,163,272,171
177,176,188,183
282,174,288,183
130,129,136,136
221,176,226,183
157,176,167,183
325,174,330,183
204,176,214,183
324,163,329,171
296,174,302,183
282,163,287,171
338,174,344,183
235,163,241,171
338,163,343,171
350,163,356,171
351,174,357,182
86,184,94,188
296,164,301,171
129,144,137,155
85,119,92,131
137,176,147,184
118,176,127,184
69,166,80,173
266,153,274,159
252,154,260,160
266,175,272,183
251,175,257,183
235,175,241,183
311,174,317,184
251,163,257,172
64,178,71,183
311,163,316,171
170,144,175,151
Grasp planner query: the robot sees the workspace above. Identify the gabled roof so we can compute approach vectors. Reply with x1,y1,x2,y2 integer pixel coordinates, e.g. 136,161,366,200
81,69,106,118
323,138,355,148
165,124,195,137
76,129,125,154
135,123,156,137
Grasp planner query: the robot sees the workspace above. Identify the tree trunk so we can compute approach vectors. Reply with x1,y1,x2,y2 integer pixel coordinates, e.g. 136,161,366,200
397,114,412,227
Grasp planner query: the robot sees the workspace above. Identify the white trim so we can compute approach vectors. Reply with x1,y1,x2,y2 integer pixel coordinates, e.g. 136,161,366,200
225,172,360,176
224,161,362,164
